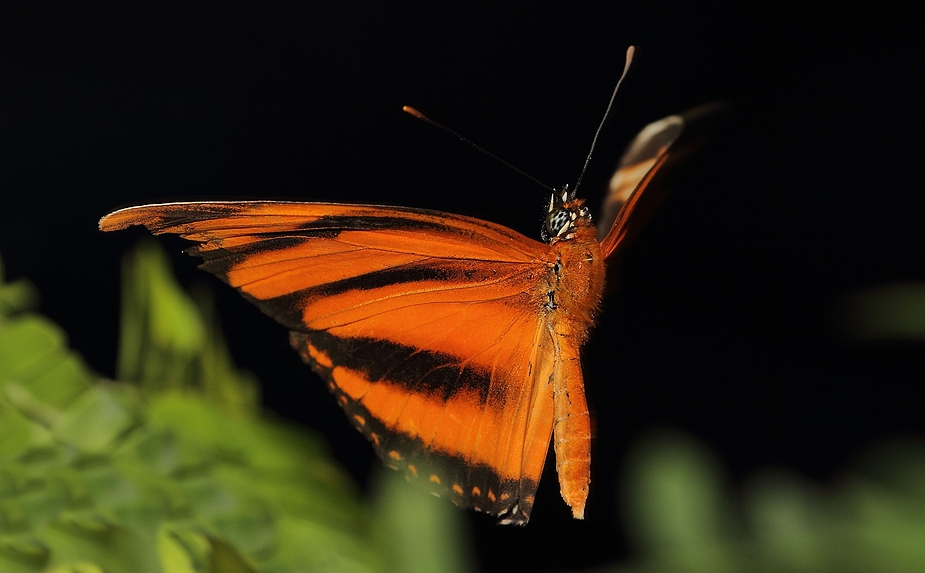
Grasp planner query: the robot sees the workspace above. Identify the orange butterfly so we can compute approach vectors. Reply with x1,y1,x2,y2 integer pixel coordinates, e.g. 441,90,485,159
100,52,688,525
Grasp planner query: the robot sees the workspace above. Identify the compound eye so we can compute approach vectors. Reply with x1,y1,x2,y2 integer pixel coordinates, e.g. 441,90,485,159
545,209,571,238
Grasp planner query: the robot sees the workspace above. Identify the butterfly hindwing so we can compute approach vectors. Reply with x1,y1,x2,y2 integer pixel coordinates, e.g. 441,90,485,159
290,315,557,523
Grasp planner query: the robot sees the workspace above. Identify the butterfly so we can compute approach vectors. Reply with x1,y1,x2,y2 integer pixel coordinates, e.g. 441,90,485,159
99,49,692,525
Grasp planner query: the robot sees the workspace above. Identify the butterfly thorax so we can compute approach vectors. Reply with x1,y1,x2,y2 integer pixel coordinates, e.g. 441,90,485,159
542,187,606,344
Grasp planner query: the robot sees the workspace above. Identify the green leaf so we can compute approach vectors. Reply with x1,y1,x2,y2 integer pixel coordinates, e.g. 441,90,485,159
116,241,258,417
0,315,93,408
745,471,828,572
624,432,735,560
37,521,162,573
371,468,474,573
0,254,40,317
52,385,139,453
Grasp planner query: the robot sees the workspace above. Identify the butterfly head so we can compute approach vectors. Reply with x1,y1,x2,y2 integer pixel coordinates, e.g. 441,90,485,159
542,185,591,243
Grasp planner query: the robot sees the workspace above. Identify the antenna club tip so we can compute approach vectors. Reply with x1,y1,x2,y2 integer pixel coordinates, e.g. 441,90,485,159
403,105,424,118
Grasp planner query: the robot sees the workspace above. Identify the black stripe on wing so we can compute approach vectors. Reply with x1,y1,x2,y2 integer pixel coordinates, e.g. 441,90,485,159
299,215,454,234
292,330,491,403
211,258,509,334
191,235,505,301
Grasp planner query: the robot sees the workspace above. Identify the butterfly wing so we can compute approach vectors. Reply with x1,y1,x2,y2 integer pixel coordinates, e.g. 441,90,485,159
597,114,685,258
598,103,726,259
100,201,558,524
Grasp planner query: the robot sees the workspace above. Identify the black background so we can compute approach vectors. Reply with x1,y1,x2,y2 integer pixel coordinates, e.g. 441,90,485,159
2,2,922,571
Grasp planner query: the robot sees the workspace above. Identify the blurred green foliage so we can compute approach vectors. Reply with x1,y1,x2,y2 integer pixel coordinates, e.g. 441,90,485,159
0,247,470,573
116,242,259,417
614,432,925,573
837,283,925,342
1,247,923,572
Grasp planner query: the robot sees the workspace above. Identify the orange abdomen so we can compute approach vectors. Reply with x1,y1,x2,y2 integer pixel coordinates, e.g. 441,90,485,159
548,221,606,518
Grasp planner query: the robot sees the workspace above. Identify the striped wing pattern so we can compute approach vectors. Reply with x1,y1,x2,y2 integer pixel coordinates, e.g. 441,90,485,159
100,201,559,523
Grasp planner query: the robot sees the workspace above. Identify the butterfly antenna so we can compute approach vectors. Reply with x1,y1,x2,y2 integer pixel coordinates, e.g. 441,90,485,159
573,45,636,195
403,105,557,193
